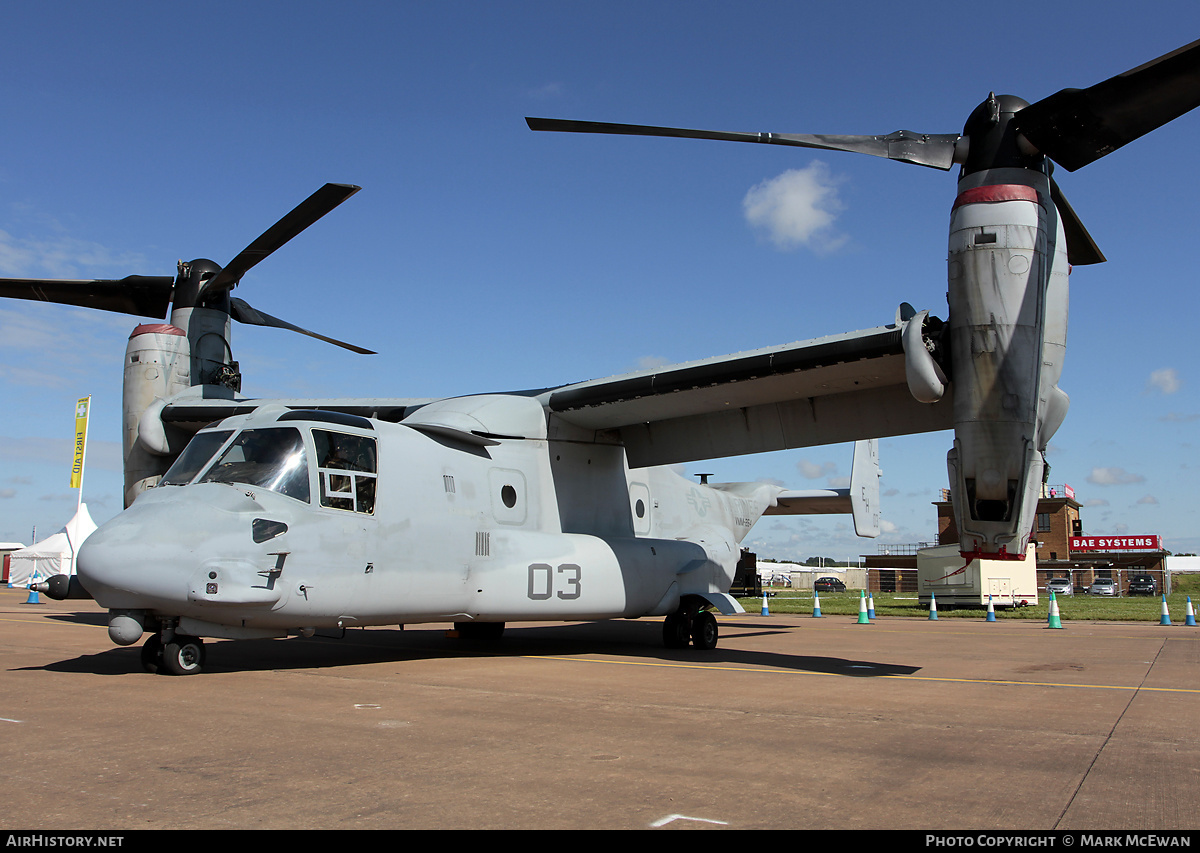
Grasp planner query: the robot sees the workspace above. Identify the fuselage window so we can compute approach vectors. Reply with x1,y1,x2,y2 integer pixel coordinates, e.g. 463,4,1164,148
314,429,377,515
197,427,311,503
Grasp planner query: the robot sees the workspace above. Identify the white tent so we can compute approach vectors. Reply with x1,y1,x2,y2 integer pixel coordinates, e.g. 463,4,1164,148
7,504,97,586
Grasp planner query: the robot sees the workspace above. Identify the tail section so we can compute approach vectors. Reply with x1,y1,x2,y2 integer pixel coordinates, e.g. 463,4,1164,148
762,439,881,537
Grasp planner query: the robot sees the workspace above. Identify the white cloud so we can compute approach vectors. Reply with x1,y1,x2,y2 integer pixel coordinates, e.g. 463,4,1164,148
1148,368,1181,395
636,355,670,371
743,162,847,253
1137,494,1159,505
797,459,836,479
0,230,149,278
1087,467,1145,486
0,436,123,472
526,82,565,100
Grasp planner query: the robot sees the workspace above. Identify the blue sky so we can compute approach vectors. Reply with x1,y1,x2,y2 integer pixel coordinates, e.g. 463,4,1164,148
1,1,1197,561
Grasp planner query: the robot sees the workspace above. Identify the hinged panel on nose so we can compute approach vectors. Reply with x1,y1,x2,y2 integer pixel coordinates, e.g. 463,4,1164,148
189,559,286,606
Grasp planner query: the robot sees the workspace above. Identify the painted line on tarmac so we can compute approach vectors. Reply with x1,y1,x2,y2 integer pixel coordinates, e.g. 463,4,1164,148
522,654,1200,695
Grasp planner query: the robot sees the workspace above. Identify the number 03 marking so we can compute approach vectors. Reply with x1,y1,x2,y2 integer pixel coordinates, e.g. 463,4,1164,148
527,563,582,600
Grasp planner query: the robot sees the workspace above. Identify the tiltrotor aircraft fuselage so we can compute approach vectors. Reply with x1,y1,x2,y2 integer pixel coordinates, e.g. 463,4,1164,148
77,396,879,673
6,37,1199,674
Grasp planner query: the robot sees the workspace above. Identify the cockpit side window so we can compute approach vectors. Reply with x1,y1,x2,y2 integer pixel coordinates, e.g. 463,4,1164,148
160,430,235,486
313,429,377,514
197,427,311,503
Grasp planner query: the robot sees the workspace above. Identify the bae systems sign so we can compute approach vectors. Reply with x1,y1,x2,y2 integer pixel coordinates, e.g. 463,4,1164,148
1070,535,1163,552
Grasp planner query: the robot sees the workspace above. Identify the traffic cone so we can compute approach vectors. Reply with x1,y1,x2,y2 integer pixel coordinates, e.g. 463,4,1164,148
1047,592,1063,629
928,592,938,620
24,584,40,605
1159,594,1172,626
1186,597,1196,627
867,593,876,619
986,595,996,622
812,590,823,618
761,593,769,617
856,591,870,624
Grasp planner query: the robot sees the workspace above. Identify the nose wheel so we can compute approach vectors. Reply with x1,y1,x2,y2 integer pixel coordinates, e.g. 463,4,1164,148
141,633,206,675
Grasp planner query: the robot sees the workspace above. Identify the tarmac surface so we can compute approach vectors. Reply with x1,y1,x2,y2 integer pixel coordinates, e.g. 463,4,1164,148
2,586,1198,831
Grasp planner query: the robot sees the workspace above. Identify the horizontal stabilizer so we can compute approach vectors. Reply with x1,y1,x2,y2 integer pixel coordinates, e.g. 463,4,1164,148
764,440,881,537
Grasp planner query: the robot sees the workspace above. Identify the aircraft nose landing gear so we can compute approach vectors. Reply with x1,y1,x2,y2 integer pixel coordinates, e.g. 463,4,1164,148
140,631,207,675
663,608,718,650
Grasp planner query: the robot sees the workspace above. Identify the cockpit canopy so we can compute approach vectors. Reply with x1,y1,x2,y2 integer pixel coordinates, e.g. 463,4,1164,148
160,422,378,514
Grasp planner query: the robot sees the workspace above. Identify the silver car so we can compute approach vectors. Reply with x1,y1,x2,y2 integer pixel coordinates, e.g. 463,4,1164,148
1088,577,1117,596
1047,577,1073,597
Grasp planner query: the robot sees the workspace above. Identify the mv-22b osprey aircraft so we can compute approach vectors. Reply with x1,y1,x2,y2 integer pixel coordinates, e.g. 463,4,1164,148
4,38,1199,674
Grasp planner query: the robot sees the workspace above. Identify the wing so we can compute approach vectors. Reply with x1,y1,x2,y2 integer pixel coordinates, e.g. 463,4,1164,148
541,316,952,468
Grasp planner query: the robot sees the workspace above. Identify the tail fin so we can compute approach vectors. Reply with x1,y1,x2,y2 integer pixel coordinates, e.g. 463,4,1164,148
764,440,881,537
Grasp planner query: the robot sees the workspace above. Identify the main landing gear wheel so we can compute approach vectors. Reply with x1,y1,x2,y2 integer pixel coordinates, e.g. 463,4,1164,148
663,612,691,649
691,611,718,650
159,635,206,675
662,610,719,650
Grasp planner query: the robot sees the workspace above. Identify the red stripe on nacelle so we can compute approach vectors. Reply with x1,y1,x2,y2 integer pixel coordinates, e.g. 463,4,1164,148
130,323,185,338
952,184,1040,211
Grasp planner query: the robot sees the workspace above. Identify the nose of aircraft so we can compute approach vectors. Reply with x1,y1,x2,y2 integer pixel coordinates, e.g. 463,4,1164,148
78,505,171,610
78,484,274,610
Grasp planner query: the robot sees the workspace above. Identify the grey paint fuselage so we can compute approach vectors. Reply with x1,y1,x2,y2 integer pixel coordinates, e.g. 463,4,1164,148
79,398,770,638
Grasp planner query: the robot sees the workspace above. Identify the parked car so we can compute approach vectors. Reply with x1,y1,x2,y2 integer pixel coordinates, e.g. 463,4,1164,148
1128,574,1157,596
813,576,846,593
1046,577,1073,597
1088,577,1117,596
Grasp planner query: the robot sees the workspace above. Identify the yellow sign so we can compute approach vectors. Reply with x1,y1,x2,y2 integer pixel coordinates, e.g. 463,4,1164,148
70,396,89,489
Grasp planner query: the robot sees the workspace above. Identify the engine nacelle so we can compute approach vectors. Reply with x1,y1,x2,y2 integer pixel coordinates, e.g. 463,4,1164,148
122,324,191,506
945,168,1070,558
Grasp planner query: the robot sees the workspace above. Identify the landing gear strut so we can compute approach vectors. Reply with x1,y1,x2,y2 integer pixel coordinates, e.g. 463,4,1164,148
662,607,718,650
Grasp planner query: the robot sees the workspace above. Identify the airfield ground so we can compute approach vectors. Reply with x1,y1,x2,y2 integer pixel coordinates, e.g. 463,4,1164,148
1,586,1198,832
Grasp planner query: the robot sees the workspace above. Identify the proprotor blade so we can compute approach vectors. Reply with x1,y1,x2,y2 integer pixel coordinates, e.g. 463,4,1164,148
1013,38,1200,171
0,275,175,318
526,116,962,170
229,297,375,354
204,183,362,296
1049,179,1106,266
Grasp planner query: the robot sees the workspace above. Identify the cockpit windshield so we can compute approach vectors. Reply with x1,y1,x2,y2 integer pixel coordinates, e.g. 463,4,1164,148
160,430,234,486
196,427,311,502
